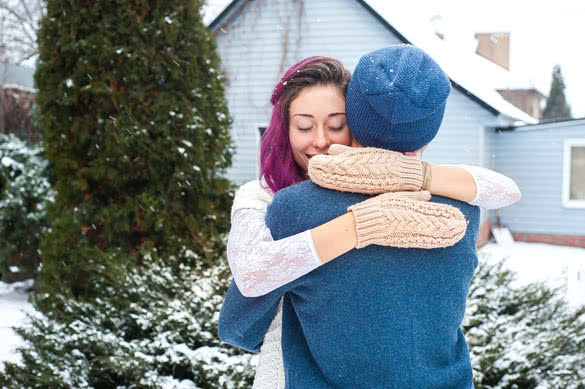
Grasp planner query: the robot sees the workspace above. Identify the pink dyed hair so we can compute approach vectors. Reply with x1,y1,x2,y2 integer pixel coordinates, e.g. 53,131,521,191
260,56,351,193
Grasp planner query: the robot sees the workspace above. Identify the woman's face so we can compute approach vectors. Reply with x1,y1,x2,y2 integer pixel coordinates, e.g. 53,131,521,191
288,84,352,172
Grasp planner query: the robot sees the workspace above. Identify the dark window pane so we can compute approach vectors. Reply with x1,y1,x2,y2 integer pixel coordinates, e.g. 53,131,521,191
570,146,585,200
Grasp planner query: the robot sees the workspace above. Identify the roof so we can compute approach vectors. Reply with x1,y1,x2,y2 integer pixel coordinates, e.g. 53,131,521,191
497,116,585,132
202,0,236,27
206,0,538,125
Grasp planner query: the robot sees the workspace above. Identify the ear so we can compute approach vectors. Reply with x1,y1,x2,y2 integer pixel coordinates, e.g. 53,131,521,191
351,138,363,148
328,144,353,155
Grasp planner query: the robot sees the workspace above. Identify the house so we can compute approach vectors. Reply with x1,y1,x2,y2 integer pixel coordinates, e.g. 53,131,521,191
493,118,585,247
0,62,35,89
473,32,546,119
0,62,37,141
205,0,585,247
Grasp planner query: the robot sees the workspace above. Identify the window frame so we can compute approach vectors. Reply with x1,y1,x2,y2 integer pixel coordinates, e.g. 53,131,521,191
255,124,267,178
562,138,585,208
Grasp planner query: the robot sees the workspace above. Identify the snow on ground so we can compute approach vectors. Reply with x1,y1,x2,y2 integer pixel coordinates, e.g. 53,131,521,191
0,279,35,369
480,242,585,308
0,242,583,368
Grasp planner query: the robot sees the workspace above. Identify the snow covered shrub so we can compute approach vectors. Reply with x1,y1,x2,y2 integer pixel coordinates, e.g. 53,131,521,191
464,255,585,389
0,250,256,388
0,132,54,282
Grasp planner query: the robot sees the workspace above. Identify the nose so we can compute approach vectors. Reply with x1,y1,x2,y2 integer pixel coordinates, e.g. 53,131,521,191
313,127,330,150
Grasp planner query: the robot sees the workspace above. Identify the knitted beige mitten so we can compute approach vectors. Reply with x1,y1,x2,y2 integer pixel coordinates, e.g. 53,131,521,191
308,144,431,194
348,191,467,249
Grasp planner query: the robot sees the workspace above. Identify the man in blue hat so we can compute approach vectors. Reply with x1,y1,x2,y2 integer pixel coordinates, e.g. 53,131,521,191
219,45,480,388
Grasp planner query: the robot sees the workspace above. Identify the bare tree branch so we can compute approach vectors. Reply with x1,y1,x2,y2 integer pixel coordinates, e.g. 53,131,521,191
20,0,36,24
0,0,45,64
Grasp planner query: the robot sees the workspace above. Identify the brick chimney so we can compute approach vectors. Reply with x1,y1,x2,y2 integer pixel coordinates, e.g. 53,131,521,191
475,32,510,70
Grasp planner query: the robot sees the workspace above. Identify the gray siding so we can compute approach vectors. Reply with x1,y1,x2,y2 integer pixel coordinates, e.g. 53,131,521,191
0,62,35,88
493,121,585,235
427,87,497,167
213,0,497,185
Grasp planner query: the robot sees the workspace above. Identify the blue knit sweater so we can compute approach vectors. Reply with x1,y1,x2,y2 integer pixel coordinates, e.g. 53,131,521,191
219,180,479,388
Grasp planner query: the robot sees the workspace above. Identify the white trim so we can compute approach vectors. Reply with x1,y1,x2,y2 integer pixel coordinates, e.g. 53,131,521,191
255,123,267,179
0,83,37,93
512,118,585,133
562,139,585,208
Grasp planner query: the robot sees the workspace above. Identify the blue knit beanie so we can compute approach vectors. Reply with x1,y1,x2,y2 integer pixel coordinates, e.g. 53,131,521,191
346,45,451,152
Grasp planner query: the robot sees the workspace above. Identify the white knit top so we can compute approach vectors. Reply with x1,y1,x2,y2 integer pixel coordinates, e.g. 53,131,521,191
227,167,521,389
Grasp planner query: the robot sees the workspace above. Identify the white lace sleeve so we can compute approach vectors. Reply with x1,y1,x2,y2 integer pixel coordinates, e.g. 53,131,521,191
228,208,322,297
227,180,322,298
457,165,521,209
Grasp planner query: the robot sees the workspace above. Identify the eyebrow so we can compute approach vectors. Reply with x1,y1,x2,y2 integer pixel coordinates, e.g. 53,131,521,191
292,112,347,118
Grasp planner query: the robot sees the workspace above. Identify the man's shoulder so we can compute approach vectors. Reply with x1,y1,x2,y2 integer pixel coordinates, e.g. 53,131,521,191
273,180,317,198
267,181,368,239
272,181,367,206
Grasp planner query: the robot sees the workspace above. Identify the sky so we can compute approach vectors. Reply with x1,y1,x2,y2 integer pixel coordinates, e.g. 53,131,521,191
397,0,585,117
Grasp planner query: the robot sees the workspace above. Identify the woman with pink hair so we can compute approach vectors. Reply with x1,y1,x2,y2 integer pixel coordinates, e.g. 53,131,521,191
226,55,519,388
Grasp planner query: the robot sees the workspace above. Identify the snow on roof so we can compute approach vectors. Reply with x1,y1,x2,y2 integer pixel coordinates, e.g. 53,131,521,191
363,0,538,124
502,116,585,131
1,83,37,93
202,0,235,26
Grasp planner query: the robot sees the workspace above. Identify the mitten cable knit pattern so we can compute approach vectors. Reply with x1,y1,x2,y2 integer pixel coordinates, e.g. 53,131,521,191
308,144,427,194
348,191,467,249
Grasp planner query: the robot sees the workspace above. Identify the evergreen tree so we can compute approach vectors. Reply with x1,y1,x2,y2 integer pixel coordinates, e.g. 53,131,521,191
0,1,257,386
34,0,233,302
542,65,572,121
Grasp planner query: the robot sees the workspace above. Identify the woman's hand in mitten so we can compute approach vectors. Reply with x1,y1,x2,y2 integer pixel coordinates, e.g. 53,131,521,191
308,144,431,194
348,191,467,249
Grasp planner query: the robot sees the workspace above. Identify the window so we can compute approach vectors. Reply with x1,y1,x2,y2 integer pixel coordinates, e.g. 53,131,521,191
255,126,267,178
563,139,585,208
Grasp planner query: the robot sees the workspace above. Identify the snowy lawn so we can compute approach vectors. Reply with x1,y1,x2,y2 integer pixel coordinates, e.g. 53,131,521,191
480,242,585,308
0,242,583,369
0,279,35,368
